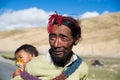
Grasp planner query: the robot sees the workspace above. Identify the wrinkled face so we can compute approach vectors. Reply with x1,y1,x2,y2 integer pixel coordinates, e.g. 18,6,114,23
49,24,74,61
15,50,34,65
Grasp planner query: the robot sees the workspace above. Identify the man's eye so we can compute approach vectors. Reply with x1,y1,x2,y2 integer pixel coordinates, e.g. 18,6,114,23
61,37,68,41
49,34,56,39
49,35,56,40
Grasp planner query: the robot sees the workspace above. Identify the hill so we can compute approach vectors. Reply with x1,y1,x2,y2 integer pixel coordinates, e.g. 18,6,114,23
0,12,120,57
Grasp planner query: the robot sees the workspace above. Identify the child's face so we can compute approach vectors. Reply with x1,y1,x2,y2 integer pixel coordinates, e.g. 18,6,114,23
15,50,34,65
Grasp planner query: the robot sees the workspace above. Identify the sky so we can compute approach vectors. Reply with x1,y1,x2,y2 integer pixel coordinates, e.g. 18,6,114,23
0,0,120,31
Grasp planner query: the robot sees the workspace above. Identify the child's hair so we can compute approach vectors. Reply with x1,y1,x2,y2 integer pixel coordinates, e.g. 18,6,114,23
15,44,39,57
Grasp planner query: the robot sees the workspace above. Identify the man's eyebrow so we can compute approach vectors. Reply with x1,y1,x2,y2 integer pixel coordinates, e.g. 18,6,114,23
49,33,55,36
60,34,68,37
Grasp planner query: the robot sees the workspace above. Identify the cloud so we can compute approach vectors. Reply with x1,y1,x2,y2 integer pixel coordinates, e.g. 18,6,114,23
79,11,100,19
0,7,53,31
76,11,110,19
0,8,110,31
102,11,110,14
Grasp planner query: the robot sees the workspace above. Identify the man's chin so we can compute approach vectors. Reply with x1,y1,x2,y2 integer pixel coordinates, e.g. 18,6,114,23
51,53,64,61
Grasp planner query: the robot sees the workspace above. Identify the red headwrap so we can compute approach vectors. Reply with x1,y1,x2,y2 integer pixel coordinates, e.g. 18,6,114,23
47,13,62,33
47,13,80,33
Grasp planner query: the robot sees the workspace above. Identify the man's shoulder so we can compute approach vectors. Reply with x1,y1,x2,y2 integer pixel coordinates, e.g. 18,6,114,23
77,60,88,74
76,55,88,70
81,61,88,69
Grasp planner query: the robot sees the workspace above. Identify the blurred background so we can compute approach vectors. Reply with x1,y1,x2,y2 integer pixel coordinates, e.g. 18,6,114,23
0,0,120,80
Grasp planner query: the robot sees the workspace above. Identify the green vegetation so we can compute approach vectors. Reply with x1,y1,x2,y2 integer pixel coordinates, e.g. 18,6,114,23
82,56,120,80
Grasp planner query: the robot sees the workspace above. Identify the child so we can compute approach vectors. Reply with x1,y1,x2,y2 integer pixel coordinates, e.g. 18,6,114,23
12,44,39,78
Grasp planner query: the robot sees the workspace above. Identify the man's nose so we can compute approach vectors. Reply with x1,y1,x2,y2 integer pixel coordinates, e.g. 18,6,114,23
54,38,61,47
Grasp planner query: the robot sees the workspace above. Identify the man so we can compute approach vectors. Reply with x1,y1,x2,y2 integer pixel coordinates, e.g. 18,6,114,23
12,13,88,80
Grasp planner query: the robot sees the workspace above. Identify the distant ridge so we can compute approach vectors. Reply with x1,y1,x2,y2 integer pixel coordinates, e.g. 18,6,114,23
0,12,120,57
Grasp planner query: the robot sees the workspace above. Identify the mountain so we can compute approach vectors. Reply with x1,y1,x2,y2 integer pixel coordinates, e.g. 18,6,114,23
0,12,120,57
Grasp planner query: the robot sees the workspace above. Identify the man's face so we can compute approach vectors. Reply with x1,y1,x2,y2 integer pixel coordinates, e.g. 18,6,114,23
49,24,74,60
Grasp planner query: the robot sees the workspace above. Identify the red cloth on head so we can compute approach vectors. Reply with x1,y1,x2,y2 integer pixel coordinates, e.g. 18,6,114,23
47,13,63,33
47,13,80,33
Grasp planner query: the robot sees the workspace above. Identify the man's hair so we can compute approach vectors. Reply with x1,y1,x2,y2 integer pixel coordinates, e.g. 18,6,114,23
15,44,39,57
59,17,81,39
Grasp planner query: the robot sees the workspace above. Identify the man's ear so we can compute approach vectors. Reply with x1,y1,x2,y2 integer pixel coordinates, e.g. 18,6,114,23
74,41,78,45
73,35,80,45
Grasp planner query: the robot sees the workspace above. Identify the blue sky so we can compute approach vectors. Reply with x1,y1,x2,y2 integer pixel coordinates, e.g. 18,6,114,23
1,0,120,15
0,0,120,31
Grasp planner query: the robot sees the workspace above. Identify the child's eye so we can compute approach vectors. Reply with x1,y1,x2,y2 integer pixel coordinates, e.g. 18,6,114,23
17,56,23,59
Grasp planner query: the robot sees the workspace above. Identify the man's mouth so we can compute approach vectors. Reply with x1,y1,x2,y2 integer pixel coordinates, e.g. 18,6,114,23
53,50,63,55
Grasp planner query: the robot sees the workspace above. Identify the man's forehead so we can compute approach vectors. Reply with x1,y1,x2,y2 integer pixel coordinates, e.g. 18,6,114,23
50,25,71,34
